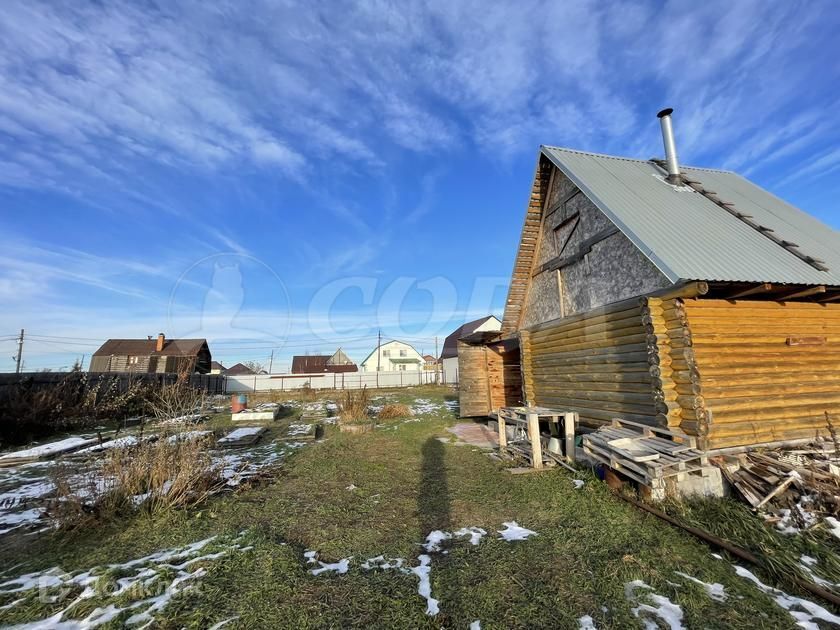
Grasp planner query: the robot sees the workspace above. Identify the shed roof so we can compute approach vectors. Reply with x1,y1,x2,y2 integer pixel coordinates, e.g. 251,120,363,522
92,338,208,357
540,146,840,286
291,354,358,373
440,316,501,359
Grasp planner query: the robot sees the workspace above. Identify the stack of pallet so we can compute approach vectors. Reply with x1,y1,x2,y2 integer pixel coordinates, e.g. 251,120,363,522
582,419,716,500
716,444,840,514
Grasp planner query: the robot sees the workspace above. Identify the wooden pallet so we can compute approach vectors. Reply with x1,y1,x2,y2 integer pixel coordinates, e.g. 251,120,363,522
583,419,714,500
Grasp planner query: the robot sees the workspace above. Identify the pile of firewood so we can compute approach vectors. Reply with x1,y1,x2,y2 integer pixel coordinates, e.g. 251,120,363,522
715,441,840,529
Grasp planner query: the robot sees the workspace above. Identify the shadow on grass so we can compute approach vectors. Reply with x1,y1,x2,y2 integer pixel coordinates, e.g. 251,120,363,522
419,438,450,534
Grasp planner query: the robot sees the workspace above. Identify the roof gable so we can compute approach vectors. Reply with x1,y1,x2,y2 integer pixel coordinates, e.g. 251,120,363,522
501,146,840,332
441,315,501,359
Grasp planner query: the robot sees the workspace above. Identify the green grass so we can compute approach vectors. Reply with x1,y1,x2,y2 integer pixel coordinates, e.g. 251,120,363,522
0,386,833,628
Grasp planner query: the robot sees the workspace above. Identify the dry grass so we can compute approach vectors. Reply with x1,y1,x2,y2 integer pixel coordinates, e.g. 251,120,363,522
338,387,371,424
377,403,412,420
49,433,224,530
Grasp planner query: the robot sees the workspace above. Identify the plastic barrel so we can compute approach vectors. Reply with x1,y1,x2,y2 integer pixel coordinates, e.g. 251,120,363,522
231,393,247,413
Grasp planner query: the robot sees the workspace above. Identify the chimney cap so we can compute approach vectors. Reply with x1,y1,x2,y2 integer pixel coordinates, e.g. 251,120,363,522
657,107,674,119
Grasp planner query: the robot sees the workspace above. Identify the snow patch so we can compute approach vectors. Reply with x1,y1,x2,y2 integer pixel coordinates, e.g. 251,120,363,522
454,526,486,546
411,554,439,616
310,557,351,576
0,437,96,461
218,427,263,443
422,530,452,552
498,522,538,542
578,615,597,629
734,565,840,628
625,580,685,629
572,479,585,489
674,571,727,602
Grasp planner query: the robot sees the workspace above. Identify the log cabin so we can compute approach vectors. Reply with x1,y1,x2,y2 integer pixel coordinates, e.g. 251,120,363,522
90,333,211,374
459,109,840,451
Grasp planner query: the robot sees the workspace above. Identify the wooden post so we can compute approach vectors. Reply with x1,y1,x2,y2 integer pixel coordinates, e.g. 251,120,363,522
528,411,543,469
498,412,507,451
563,412,577,462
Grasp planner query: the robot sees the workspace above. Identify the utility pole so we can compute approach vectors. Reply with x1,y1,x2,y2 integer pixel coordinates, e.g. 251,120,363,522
14,329,24,374
376,329,381,388
268,350,274,374
434,336,439,384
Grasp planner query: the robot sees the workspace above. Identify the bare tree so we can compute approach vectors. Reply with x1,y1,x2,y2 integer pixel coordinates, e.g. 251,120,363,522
243,360,266,374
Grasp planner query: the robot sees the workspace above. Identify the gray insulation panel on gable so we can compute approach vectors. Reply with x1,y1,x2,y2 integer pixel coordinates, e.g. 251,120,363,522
540,146,840,286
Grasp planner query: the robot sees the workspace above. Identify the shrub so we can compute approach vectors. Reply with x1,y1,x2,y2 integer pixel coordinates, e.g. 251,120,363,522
48,432,223,530
377,403,413,420
339,387,371,424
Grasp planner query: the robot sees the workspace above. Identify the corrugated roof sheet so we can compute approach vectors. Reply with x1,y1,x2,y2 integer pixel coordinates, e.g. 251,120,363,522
540,146,840,286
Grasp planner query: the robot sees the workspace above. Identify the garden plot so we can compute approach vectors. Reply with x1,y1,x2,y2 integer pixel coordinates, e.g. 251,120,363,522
0,426,311,539
0,532,252,628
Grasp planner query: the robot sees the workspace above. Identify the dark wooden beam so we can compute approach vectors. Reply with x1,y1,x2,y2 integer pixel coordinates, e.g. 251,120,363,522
773,285,826,301
532,226,619,277
725,283,773,300
816,291,840,303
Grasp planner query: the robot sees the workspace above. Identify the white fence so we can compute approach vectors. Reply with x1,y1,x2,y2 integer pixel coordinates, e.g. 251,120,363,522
225,370,444,393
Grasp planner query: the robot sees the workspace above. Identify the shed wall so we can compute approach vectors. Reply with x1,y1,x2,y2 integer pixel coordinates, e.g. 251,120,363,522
524,298,660,427
457,340,523,417
675,298,840,449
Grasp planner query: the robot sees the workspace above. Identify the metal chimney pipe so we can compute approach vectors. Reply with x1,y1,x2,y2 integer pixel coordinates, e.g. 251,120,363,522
657,108,681,183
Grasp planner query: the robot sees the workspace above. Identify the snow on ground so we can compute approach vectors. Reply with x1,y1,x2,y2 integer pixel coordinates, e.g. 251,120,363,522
625,580,685,629
411,554,439,615
797,556,837,588
218,427,263,443
826,517,840,540
0,533,252,628
411,399,444,415
307,522,539,617
454,526,486,546
733,565,840,628
572,479,585,489
674,571,727,602
305,551,351,576
287,423,313,437
361,556,409,571
165,430,213,444
0,437,97,463
422,530,452,552
578,615,597,629
75,436,141,454
498,522,538,542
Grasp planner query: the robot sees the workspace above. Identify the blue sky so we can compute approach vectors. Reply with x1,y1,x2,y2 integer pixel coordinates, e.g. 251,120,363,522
1,0,839,372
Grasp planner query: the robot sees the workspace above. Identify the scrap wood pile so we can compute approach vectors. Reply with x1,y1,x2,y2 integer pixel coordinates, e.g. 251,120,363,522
715,441,840,525
582,419,717,500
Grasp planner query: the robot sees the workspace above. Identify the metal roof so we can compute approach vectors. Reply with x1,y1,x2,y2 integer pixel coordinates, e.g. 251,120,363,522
540,146,840,286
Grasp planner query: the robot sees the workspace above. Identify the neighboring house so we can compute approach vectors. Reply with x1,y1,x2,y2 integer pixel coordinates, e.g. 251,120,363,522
459,109,840,451
439,315,501,384
360,340,424,371
291,348,358,374
210,361,226,375
422,354,439,371
90,334,211,374
225,362,257,376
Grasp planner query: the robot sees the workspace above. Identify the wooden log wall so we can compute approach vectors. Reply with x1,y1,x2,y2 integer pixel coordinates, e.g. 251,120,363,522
525,298,661,428
457,341,491,417
677,298,840,449
487,340,523,410
457,339,523,416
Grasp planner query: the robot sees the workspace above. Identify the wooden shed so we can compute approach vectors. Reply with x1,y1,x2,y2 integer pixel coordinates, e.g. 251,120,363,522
460,137,840,451
90,334,211,374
